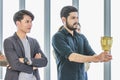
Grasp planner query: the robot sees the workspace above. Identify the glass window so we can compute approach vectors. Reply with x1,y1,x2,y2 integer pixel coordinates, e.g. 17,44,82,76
51,0,72,80
3,0,19,40
26,0,44,49
111,0,120,80
79,0,104,80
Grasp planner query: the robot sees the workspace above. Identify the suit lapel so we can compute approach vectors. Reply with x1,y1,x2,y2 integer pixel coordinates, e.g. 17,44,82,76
17,39,25,57
14,33,25,57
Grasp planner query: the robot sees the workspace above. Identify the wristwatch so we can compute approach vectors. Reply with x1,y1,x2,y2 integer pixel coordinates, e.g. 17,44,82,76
24,57,29,65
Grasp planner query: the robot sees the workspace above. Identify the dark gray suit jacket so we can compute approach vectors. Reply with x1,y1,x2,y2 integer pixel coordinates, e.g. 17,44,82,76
3,32,48,80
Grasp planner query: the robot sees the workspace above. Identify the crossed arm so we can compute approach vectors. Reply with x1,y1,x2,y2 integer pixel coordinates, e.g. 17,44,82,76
19,53,42,70
1,53,43,70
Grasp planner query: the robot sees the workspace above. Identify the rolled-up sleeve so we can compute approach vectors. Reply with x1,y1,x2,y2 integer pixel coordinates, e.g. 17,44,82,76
81,34,96,56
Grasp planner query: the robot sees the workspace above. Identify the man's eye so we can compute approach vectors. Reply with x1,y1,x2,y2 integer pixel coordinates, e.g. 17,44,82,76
26,21,29,23
72,17,75,19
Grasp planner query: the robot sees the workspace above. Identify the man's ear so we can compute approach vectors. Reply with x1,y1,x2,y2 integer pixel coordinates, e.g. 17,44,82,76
16,21,20,26
61,17,66,24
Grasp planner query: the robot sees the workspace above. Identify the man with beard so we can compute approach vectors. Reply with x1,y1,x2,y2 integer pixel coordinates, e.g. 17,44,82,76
52,6,112,80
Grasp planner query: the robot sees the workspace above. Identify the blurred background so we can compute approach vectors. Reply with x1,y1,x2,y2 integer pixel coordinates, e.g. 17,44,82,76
0,0,119,80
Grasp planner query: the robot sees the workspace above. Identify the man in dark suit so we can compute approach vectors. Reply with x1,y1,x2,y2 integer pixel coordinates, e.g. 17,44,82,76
3,10,48,80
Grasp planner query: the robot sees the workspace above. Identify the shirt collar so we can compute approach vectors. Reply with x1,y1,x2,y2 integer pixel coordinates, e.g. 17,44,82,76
61,28,78,36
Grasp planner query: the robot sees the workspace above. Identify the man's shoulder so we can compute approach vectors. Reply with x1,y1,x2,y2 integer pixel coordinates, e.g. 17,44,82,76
4,35,15,41
77,33,86,37
53,31,66,38
76,33,88,40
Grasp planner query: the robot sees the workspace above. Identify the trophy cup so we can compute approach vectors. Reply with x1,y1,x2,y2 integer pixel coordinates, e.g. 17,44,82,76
101,36,113,51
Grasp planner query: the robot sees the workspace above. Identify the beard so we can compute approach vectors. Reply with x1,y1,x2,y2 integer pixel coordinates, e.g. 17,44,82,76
66,21,78,31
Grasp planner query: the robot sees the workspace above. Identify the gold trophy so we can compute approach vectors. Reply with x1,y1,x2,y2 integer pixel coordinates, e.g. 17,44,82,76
101,36,113,51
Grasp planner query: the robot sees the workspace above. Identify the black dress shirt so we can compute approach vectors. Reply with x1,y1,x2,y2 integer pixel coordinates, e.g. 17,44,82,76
52,28,95,80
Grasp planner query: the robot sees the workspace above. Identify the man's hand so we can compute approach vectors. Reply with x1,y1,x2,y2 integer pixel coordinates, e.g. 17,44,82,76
34,53,42,59
19,58,24,63
19,58,30,65
98,51,112,62
0,55,6,61
33,67,38,70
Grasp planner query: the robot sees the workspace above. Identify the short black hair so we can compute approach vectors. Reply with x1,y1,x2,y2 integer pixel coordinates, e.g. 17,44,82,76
60,6,78,18
13,10,34,24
